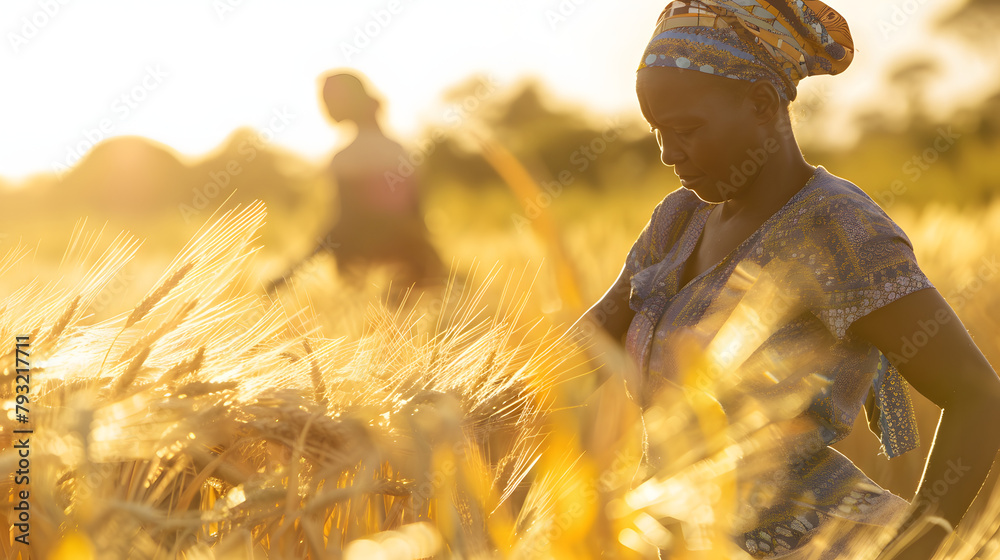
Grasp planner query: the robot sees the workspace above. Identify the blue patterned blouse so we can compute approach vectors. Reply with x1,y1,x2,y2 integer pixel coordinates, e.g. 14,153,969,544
623,165,934,557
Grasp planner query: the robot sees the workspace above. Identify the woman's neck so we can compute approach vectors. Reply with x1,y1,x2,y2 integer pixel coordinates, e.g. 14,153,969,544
715,147,815,224
355,118,382,134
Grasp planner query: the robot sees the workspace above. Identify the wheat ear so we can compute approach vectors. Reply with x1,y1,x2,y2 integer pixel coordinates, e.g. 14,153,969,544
157,347,206,385
100,261,195,377
112,346,150,396
119,299,198,363
125,261,195,328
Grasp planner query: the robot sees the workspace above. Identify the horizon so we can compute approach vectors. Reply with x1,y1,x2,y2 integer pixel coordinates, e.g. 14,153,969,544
3,0,987,183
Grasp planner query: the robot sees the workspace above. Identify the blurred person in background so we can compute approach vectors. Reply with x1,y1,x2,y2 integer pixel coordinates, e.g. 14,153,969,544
571,1,1000,558
267,71,445,301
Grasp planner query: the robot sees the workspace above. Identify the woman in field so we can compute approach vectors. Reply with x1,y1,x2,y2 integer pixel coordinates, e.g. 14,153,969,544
574,1,1000,558
267,71,445,300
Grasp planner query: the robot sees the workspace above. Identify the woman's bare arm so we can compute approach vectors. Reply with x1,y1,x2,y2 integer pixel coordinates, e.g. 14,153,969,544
848,287,1000,558
565,260,638,387
572,260,637,346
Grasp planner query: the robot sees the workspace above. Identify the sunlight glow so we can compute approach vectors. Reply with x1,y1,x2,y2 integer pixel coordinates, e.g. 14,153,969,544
1,0,981,181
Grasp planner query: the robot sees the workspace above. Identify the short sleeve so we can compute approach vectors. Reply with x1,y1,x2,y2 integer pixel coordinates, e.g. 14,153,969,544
622,190,701,313
802,200,935,342
797,193,929,458
624,196,670,282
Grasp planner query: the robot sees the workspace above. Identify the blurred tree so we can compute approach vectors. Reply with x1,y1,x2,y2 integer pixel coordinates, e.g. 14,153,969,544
887,57,941,126
808,0,1000,208
424,77,666,196
936,0,1000,49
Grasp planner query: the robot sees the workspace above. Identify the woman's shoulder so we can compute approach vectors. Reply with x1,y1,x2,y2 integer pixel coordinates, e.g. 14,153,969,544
625,187,705,275
648,186,705,226
798,167,913,244
646,186,707,245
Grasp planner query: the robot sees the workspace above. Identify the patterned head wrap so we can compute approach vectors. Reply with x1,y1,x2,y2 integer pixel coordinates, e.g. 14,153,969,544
638,0,854,101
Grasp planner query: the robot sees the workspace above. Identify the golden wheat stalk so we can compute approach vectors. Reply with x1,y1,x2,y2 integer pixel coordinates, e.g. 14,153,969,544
47,295,80,341
112,346,150,396
156,346,206,385
118,299,199,363
8,196,999,559
126,261,196,329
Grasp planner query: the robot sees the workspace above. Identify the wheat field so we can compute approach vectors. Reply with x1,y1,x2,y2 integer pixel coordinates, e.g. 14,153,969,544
2,192,1000,559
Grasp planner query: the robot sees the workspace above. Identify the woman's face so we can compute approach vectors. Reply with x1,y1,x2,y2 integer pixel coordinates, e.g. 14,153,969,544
636,67,771,203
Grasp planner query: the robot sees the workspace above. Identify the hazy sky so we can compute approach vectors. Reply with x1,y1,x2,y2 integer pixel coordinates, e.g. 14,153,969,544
1,0,985,181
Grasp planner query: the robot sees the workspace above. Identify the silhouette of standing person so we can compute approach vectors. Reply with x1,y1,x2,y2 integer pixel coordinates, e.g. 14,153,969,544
268,71,445,300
